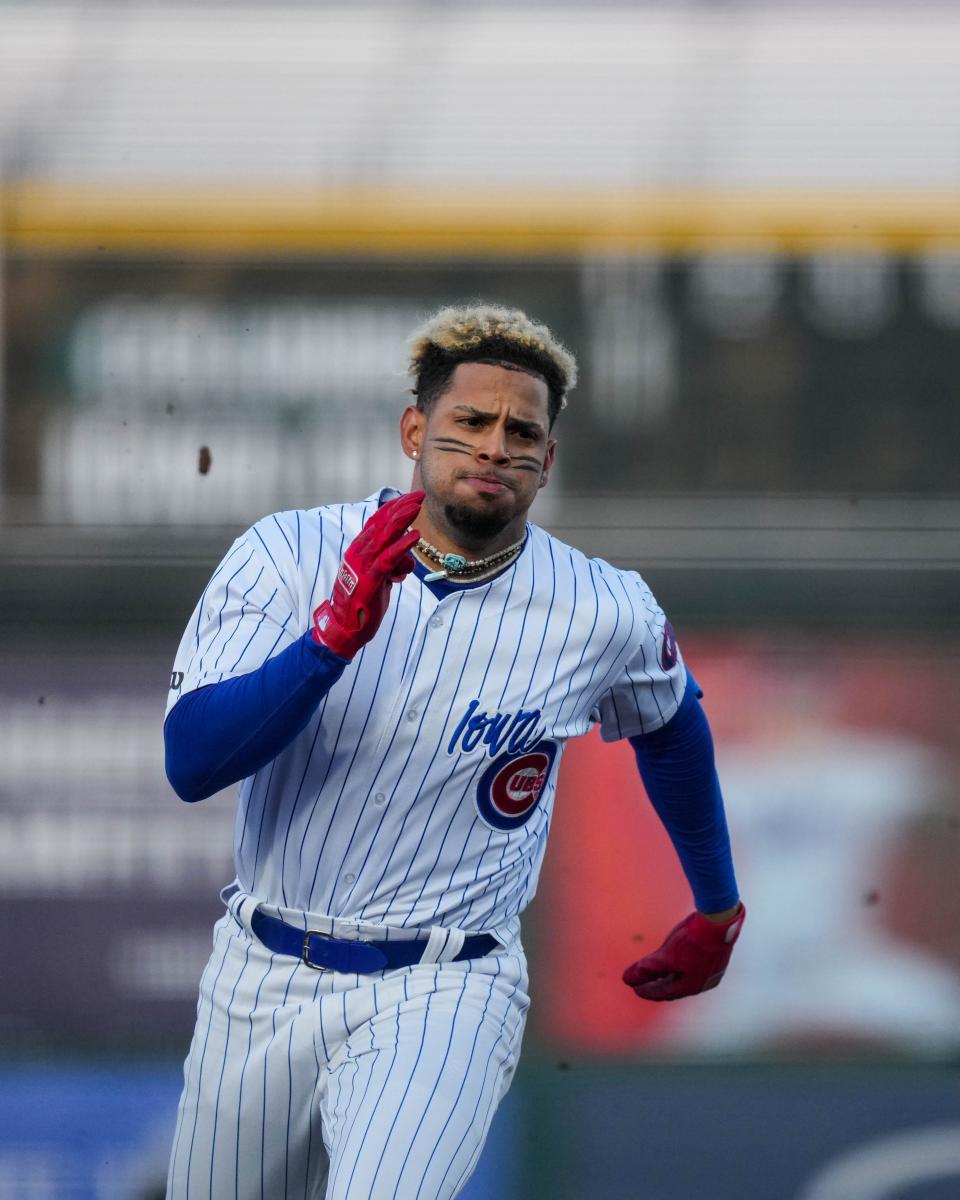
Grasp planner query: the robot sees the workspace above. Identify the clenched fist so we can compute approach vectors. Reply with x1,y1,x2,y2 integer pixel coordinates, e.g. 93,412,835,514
312,491,424,660
623,904,745,1002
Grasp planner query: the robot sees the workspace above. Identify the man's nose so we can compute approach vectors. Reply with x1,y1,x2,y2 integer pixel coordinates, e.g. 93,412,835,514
475,424,511,464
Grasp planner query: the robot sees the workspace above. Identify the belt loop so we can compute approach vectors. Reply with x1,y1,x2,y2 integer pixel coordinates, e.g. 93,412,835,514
227,891,259,934
421,926,466,965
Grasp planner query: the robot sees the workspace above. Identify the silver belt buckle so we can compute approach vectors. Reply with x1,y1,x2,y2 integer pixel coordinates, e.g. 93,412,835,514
302,928,332,970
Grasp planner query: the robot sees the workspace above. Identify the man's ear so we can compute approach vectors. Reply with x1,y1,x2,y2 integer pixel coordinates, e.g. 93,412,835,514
538,438,557,488
400,405,426,461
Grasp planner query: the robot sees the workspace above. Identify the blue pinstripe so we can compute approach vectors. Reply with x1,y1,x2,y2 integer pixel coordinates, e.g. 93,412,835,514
260,963,298,1200
539,547,578,710
459,551,544,924
313,586,409,827
577,565,622,713
253,524,286,581
212,566,264,672
207,941,252,1195
438,966,523,1197
276,702,333,905
329,1031,364,1164
299,586,414,913
624,573,684,726
554,553,600,726
325,599,447,916
233,954,275,1199
515,536,558,710
180,927,237,1196
327,983,402,1199
364,989,435,1196
393,969,471,1199
411,966,500,1199
302,971,327,1196
435,562,524,928
226,589,278,673
355,591,483,916
188,539,248,666
615,574,664,729
596,572,638,738
271,513,295,563
441,539,560,915
278,650,367,902
306,507,326,624
195,549,255,678
398,582,426,679
443,539,560,916
248,759,279,891
403,547,540,924
283,1004,297,1200
277,515,348,896
328,1052,381,1197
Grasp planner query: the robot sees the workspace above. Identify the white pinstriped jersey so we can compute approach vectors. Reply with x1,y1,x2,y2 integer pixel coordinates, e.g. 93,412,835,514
167,487,686,939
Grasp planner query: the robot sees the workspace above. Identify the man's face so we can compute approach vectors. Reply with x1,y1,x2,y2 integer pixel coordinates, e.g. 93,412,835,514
400,361,557,548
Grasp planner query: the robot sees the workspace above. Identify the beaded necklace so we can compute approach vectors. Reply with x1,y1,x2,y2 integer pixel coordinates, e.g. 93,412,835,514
414,535,526,583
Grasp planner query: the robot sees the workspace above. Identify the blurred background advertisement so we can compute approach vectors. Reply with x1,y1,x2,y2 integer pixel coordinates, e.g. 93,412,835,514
1,2,958,1197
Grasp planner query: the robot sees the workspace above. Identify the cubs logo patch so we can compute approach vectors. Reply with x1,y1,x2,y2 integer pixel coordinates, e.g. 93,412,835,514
660,619,679,671
475,740,558,832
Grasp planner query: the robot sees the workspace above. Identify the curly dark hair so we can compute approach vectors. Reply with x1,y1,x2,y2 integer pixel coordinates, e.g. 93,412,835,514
408,303,577,428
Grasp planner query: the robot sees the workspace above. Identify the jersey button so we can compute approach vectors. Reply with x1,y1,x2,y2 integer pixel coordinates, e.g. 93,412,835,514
429,616,444,629
343,873,356,885
374,792,387,805
406,709,418,722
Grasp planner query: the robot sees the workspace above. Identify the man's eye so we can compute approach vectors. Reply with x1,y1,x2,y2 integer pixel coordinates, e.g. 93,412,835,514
459,417,482,427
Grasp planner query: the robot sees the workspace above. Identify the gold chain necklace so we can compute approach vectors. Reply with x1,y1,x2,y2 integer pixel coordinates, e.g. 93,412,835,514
415,536,526,583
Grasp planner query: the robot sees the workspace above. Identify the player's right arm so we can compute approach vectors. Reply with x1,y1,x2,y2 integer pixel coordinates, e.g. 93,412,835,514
164,632,348,803
164,491,423,803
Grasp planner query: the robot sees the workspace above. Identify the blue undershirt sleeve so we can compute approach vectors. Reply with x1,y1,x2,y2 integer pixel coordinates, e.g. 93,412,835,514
164,632,349,803
629,674,740,913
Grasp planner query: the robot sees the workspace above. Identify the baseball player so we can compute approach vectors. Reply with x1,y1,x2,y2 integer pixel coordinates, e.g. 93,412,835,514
163,304,744,1199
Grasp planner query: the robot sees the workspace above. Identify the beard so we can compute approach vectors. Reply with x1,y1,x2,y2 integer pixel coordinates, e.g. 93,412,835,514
442,500,513,546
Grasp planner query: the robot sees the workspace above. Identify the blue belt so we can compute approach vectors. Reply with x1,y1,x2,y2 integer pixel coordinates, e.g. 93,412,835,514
250,908,498,975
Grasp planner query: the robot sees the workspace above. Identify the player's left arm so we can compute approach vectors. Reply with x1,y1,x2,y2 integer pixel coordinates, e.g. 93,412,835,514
592,571,743,1002
622,674,745,1001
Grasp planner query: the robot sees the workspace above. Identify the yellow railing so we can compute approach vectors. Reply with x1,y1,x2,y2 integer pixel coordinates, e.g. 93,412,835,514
2,183,959,256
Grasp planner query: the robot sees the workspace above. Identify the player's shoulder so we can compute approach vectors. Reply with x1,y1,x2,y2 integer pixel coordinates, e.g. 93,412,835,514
245,489,390,567
528,523,656,603
253,489,391,547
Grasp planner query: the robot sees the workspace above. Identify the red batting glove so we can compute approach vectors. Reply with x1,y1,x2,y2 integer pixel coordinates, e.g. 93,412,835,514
623,903,745,1002
311,490,424,660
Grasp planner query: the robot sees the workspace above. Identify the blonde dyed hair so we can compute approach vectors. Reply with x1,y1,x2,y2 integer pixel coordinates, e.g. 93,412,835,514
408,303,578,424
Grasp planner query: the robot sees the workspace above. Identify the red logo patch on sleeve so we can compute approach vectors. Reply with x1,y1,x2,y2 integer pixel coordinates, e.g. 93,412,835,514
660,620,679,671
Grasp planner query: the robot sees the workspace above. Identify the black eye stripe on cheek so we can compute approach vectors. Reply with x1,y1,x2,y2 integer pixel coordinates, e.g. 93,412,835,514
429,437,543,471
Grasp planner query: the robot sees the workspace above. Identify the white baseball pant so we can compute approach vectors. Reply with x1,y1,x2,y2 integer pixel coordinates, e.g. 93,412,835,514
166,911,529,1199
